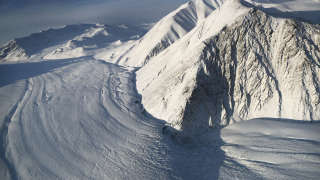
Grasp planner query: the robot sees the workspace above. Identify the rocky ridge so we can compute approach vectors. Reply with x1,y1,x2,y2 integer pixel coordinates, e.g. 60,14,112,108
136,3,320,135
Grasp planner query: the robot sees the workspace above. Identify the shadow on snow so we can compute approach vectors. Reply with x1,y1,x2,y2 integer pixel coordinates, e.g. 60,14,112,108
0,57,87,88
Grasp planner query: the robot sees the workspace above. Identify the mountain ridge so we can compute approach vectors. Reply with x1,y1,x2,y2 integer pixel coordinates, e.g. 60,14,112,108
116,0,224,66
0,24,145,62
0,0,319,179
135,0,320,135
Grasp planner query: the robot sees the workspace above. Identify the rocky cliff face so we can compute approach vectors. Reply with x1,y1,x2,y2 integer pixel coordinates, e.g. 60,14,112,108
137,6,320,135
0,41,28,61
182,9,320,134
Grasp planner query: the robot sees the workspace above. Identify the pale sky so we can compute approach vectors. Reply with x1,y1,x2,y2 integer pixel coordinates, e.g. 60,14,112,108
0,0,188,45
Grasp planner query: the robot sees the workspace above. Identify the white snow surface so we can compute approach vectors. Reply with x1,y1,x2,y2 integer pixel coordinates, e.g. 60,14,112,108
0,58,319,179
0,0,320,179
116,0,223,66
0,58,171,179
0,24,146,63
220,118,320,180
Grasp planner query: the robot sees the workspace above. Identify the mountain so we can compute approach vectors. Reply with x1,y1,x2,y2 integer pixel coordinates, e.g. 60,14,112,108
117,0,223,66
135,0,320,135
0,0,320,179
0,24,145,62
2,0,317,134
0,0,217,65
1,0,319,136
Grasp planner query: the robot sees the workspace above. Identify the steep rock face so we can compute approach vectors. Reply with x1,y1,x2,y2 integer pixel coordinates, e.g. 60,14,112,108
119,0,224,66
0,41,28,61
137,8,320,135
189,9,320,126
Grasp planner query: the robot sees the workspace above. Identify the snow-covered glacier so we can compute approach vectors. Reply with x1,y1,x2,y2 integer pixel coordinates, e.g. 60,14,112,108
0,0,319,179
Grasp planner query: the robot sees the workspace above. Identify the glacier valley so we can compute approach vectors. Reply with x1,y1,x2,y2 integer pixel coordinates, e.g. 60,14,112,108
0,0,320,179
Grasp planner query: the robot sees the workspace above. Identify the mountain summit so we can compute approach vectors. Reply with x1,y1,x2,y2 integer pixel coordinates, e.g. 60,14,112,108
134,0,320,135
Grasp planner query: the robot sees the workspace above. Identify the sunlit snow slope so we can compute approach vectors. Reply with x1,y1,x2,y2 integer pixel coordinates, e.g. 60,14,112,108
0,57,319,180
0,24,146,63
117,0,223,66
0,57,173,179
0,0,320,179
136,0,320,134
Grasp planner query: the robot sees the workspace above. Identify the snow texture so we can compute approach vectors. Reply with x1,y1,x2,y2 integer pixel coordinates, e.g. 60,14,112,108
0,58,319,179
0,0,319,179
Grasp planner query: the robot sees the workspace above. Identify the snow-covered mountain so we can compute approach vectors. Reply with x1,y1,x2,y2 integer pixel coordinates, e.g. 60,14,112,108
117,0,223,66
0,0,319,179
1,0,318,136
135,0,320,135
0,24,145,62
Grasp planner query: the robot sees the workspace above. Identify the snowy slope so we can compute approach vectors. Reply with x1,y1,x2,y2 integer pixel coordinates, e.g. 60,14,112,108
116,0,320,67
0,0,319,179
0,58,172,179
220,118,320,180
136,0,320,134
0,24,145,62
117,0,223,66
1,58,319,180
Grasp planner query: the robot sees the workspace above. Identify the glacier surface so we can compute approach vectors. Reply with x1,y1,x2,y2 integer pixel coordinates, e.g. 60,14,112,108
0,0,319,179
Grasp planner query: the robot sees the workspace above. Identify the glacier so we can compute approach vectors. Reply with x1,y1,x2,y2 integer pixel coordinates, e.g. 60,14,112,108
0,0,319,179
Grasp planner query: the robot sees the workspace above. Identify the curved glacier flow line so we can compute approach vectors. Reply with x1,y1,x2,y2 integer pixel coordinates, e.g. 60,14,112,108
1,58,174,179
0,79,33,180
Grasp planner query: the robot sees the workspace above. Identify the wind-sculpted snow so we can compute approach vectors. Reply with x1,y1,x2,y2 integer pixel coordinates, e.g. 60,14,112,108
0,57,303,180
0,0,320,179
1,57,319,179
220,118,320,180
0,58,175,179
0,58,319,179
137,2,320,135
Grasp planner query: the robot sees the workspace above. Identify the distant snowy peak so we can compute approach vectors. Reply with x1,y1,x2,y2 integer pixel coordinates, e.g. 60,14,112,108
0,24,144,62
118,0,224,66
136,0,320,135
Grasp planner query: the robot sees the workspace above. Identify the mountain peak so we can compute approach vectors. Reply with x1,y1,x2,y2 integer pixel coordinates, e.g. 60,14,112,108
135,1,320,135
